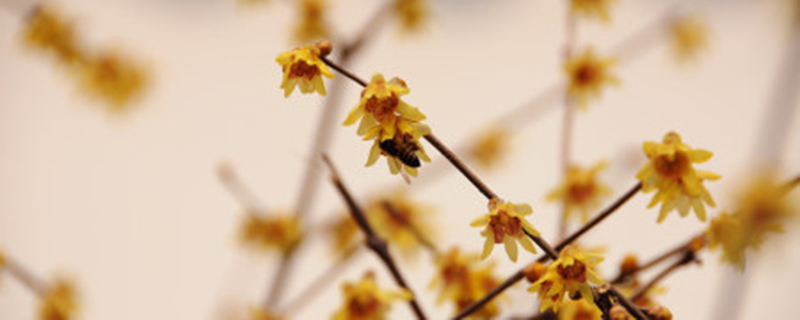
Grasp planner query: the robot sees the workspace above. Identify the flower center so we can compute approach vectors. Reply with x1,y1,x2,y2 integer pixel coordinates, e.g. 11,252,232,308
364,94,399,121
653,151,690,179
574,309,596,320
348,292,381,318
489,210,522,243
288,60,320,80
557,260,588,282
574,64,598,86
568,181,596,204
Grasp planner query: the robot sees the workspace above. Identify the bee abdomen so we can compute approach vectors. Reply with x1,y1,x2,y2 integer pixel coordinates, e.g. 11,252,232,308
379,140,421,168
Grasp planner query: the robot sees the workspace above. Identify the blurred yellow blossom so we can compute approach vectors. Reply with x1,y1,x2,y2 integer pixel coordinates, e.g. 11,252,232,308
276,43,334,97
394,0,429,33
454,264,503,319
78,51,149,110
333,272,412,320
364,118,432,178
564,48,619,108
529,246,604,312
558,298,603,320
23,5,82,64
636,132,720,223
249,307,283,320
344,73,427,141
239,212,301,253
570,0,617,22
430,248,503,318
470,198,540,262
669,15,709,63
294,0,330,43
547,161,612,223
39,278,78,320
468,127,511,170
237,0,271,7
326,214,362,256
364,190,436,259
706,173,798,270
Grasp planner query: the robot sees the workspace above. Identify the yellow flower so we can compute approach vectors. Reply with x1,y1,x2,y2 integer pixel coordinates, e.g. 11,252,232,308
430,249,504,318
468,127,511,170
39,278,78,320
394,0,429,33
78,51,149,110
707,173,798,270
239,212,302,253
669,15,709,63
570,0,617,22
547,161,612,223
364,118,432,178
293,0,330,44
237,0,271,7
22,6,82,64
333,272,412,320
636,132,720,223
364,190,436,259
470,198,540,262
344,74,427,139
528,246,605,312
326,214,362,256
558,298,603,320
454,265,503,319
249,307,283,320
276,43,334,97
564,48,619,108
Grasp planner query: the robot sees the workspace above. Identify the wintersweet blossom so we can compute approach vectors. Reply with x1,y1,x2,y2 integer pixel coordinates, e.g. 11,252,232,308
470,198,540,262
564,48,619,107
547,161,612,223
529,246,605,312
239,212,302,253
276,43,334,97
333,272,412,320
39,278,78,320
570,0,617,22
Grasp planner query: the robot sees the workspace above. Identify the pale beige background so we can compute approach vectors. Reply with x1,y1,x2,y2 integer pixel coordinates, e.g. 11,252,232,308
1,0,800,319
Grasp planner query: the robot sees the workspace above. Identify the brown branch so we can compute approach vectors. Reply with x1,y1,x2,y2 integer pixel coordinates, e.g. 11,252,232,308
610,234,700,285
631,250,699,302
524,229,559,260
608,287,648,320
321,56,368,87
423,133,499,200
3,256,47,297
454,183,642,319
557,3,579,242
282,245,365,314
323,154,427,320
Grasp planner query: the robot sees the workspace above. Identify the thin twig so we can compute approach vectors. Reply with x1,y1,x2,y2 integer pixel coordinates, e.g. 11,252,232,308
557,1,579,242
524,229,559,260
217,162,265,211
631,250,698,302
423,133,499,200
323,154,427,320
610,234,699,285
282,245,365,314
321,56,368,87
4,256,47,297
608,287,648,320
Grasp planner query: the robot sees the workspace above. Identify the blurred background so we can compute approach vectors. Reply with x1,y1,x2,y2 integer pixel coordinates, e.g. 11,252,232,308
1,0,799,319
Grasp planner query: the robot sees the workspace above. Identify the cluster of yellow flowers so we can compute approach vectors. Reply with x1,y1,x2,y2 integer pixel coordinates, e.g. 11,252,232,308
528,246,605,312
22,5,149,111
706,174,798,270
547,161,612,223
238,212,302,254
344,74,432,178
332,272,412,320
564,48,619,108
429,248,503,318
38,278,78,320
636,131,720,223
470,198,540,262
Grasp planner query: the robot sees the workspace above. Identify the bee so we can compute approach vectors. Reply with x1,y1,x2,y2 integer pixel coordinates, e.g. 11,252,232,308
379,136,421,168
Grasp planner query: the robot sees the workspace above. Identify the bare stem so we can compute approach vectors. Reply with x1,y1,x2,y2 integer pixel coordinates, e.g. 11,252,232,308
423,133,499,200
611,233,702,285
631,250,698,302
608,287,648,320
282,245,364,314
321,56,368,87
557,4,579,241
4,256,47,297
217,162,265,211
323,154,428,320
524,229,559,260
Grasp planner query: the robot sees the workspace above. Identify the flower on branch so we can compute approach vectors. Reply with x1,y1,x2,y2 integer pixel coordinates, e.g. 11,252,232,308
276,42,334,97
364,119,432,178
547,160,612,223
570,0,617,23
333,272,412,320
238,212,302,254
393,0,429,33
528,246,604,312
558,298,603,320
344,73,427,139
669,14,709,64
470,198,540,262
39,277,78,320
564,48,619,108
636,132,720,223
78,51,149,110
23,6,82,64
364,190,436,259
429,248,503,318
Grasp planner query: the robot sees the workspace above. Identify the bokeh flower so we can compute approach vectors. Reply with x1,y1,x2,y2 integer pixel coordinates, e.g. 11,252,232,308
22,5,82,64
570,0,617,22
636,132,720,223
276,43,334,97
333,272,412,320
430,248,504,318
293,0,331,43
547,161,612,223
669,14,709,63
364,190,436,259
529,246,605,312
249,307,283,320
394,0,429,33
468,127,511,170
238,212,302,253
78,51,149,110
564,48,619,108
39,278,78,320
558,298,603,320
470,198,540,262
326,214,362,256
